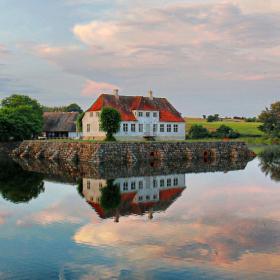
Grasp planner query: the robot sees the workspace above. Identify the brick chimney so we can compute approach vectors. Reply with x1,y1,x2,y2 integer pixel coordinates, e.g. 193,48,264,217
148,89,153,100
113,89,119,99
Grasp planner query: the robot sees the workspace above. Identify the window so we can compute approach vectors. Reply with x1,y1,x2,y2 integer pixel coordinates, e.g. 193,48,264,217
123,123,128,132
153,112,157,117
174,178,178,186
87,124,90,132
153,194,157,200
160,124,164,132
138,112,143,117
90,112,93,117
96,112,100,117
131,181,136,190
153,124,157,132
131,124,136,132
123,182,128,191
139,123,143,132
87,180,90,190
167,124,172,132
139,196,143,201
139,181,143,189
146,195,150,200
160,179,165,187
173,124,178,133
99,182,103,189
153,179,157,188
167,178,171,186
146,112,150,117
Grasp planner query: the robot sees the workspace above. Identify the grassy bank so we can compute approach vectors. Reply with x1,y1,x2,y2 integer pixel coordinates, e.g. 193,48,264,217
185,117,263,136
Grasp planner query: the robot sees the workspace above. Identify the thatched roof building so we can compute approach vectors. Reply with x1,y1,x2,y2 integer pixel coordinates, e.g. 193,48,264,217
43,112,80,138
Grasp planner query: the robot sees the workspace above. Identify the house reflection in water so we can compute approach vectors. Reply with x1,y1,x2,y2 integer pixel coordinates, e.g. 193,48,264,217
82,174,186,221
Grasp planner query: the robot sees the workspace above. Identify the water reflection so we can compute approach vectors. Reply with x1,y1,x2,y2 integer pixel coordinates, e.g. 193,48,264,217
1,154,280,279
83,175,185,221
0,157,44,203
259,146,280,182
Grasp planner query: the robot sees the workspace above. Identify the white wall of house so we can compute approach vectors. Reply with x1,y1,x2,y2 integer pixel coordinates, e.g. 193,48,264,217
82,110,186,140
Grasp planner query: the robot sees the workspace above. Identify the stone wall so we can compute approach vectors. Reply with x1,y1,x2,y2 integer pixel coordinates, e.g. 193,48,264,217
12,140,255,164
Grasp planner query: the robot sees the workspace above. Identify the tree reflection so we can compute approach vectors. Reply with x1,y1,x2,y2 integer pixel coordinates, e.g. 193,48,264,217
100,180,121,211
259,146,280,182
0,157,45,203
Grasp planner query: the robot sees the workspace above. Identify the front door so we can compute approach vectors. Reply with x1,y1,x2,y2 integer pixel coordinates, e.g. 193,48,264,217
145,124,151,136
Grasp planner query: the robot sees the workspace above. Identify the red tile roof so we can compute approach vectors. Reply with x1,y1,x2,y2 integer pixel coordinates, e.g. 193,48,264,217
87,94,184,122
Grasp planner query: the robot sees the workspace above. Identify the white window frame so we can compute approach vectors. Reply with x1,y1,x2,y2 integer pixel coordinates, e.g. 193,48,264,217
160,124,164,132
138,112,143,117
123,123,128,132
146,112,150,117
167,124,172,132
131,123,136,132
173,124,178,133
139,123,143,132
87,124,90,132
153,112,157,118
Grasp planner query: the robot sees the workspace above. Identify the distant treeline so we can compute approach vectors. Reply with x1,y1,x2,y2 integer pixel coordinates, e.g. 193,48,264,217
202,114,258,123
42,103,83,113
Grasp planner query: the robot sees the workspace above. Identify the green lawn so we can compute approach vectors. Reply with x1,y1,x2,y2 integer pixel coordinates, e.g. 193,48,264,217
185,118,263,136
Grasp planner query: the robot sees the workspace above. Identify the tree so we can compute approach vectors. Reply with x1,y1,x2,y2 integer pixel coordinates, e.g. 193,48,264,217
42,103,83,113
0,95,43,141
76,112,85,132
100,180,121,211
100,107,121,141
207,114,220,122
212,125,240,139
0,157,45,203
259,146,280,182
259,101,280,138
189,125,210,139
66,103,83,113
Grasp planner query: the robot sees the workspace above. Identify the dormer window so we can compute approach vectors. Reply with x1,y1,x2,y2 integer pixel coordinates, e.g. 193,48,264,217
146,112,150,117
138,112,143,117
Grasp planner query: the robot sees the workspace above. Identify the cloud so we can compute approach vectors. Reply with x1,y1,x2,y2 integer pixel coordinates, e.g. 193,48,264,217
33,1,280,83
81,79,119,96
0,44,9,56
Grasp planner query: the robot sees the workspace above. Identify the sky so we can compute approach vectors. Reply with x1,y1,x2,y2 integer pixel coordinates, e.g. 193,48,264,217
0,0,279,116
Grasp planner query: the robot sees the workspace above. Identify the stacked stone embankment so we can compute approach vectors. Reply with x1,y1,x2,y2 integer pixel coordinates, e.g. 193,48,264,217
12,140,255,164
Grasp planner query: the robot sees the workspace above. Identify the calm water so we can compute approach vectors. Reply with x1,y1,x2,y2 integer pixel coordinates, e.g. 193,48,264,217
0,155,280,280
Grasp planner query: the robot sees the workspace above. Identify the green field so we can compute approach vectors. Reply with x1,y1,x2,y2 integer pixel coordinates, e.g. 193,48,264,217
185,118,263,136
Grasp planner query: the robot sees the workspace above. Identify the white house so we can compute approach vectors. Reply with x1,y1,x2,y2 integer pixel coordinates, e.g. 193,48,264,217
82,90,186,140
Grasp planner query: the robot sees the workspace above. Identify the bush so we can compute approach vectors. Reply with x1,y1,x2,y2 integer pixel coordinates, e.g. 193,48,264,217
212,125,240,139
189,125,210,139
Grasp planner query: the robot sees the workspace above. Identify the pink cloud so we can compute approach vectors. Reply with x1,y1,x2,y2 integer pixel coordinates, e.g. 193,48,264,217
81,79,119,97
